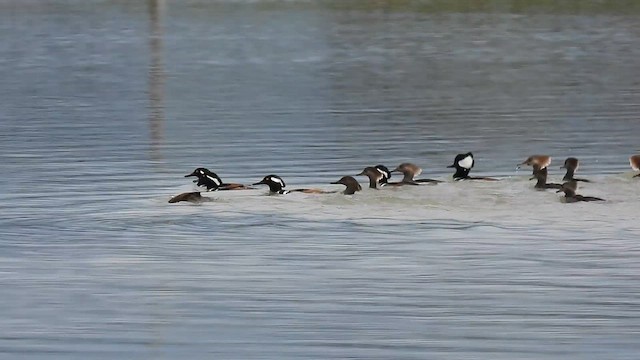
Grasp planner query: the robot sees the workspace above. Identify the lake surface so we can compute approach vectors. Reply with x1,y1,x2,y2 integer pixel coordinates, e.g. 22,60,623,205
1,1,640,359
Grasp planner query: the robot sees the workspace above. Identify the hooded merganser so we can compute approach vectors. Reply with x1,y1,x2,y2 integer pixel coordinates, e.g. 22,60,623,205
630,155,640,177
530,167,562,190
185,168,252,191
448,152,499,181
365,163,421,187
517,155,551,176
330,176,362,195
375,165,391,183
253,175,327,194
556,181,604,203
560,157,590,182
357,165,391,189
392,163,441,185
168,191,212,204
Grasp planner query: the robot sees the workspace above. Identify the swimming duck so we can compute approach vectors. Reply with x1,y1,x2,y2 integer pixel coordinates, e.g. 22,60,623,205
330,176,362,195
530,167,562,190
561,157,590,182
448,152,499,181
185,168,252,191
556,181,604,203
392,163,441,185
357,165,391,189
253,175,327,194
518,155,551,176
630,155,640,177
168,191,212,204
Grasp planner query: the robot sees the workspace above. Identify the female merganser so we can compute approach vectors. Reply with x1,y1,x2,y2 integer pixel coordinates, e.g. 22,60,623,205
357,165,391,189
517,155,551,176
330,176,362,195
530,167,562,190
630,155,640,177
168,191,212,204
556,181,604,203
392,163,441,184
560,157,590,182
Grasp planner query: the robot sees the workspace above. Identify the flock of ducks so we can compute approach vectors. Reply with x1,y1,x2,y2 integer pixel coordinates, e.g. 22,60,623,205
168,153,640,204
518,155,604,203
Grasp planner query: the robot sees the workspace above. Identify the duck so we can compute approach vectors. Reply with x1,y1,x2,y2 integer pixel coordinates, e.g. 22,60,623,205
556,181,605,203
168,191,212,204
185,168,252,191
357,165,391,189
530,167,562,190
392,163,441,185
358,163,420,187
560,157,590,182
517,155,551,176
330,176,362,195
253,175,327,194
630,155,640,178
448,152,499,181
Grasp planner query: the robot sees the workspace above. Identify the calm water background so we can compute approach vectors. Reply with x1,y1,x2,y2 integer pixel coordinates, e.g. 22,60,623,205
1,1,640,359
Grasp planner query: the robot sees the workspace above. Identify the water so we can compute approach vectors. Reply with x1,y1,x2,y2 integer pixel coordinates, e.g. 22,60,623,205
1,1,640,359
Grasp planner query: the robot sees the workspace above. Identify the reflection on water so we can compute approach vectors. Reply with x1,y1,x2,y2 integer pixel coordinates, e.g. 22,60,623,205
1,1,640,359
148,0,165,163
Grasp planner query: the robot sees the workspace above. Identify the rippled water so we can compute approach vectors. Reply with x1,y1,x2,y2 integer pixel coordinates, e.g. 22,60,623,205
2,1,640,359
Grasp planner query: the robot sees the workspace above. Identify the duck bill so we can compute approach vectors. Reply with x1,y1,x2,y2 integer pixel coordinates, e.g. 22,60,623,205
185,171,198,177
446,164,455,168
252,180,266,186
330,181,340,185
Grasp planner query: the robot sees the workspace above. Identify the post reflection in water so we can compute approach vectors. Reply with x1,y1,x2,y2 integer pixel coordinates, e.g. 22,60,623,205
148,0,165,163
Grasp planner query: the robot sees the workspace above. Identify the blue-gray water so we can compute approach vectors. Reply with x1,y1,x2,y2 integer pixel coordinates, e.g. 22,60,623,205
1,1,640,359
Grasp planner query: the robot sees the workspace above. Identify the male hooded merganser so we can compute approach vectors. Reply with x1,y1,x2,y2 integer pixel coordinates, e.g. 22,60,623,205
253,175,327,194
556,181,604,203
185,168,252,191
448,152,498,181
560,157,590,182
392,163,441,185
530,167,562,190
630,155,640,177
168,191,212,204
517,155,551,176
357,165,391,189
375,165,392,183
330,176,362,195
360,163,437,187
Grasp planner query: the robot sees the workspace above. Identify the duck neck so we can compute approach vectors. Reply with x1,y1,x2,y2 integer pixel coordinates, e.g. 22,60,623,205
197,176,220,191
534,167,548,188
401,173,414,183
453,167,470,180
343,186,358,195
563,168,575,181
534,176,547,188
267,183,283,193
367,177,378,189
